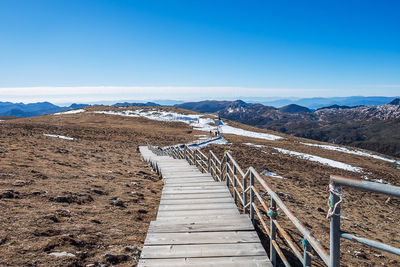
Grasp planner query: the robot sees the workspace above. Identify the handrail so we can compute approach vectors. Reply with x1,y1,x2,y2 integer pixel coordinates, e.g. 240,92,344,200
328,175,400,267
330,175,400,197
161,144,331,267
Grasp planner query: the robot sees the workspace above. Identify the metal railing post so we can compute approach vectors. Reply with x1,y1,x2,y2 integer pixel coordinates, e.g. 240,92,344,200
233,164,237,204
303,238,312,267
243,172,248,214
270,198,277,266
219,157,223,182
329,184,341,267
226,152,231,186
250,171,255,224
208,152,211,173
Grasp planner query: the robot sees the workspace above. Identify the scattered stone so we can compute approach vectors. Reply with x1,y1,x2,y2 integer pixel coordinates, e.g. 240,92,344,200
138,209,148,214
54,196,72,203
104,254,130,264
374,254,385,258
110,228,122,232
112,199,126,208
125,245,141,253
276,191,294,200
12,181,26,187
48,216,60,223
354,250,367,259
49,251,75,257
51,193,93,204
91,219,102,224
31,191,41,196
125,245,142,259
316,207,324,213
76,251,88,259
136,171,156,181
1,189,19,199
91,188,106,195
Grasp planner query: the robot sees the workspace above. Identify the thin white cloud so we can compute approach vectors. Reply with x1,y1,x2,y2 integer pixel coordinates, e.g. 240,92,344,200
362,84,400,88
0,86,329,104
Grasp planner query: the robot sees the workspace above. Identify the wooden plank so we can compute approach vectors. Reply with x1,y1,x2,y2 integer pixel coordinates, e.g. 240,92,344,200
140,147,271,267
161,192,231,200
158,202,237,211
164,180,216,185
149,222,254,232
162,173,212,178
163,185,227,191
163,177,214,182
161,170,200,173
140,243,267,258
162,189,229,194
160,197,234,205
161,168,200,172
153,214,251,223
157,208,239,218
138,256,272,267
164,184,226,188
144,231,260,245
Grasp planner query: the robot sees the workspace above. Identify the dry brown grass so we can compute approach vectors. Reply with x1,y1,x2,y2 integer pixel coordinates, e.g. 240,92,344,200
0,108,399,266
0,112,197,266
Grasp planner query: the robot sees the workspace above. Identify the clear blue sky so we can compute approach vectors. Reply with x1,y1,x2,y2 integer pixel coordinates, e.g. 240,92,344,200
0,0,399,103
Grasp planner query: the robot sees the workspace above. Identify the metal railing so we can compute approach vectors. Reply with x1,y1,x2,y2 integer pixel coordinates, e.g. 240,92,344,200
155,144,400,266
328,175,400,267
166,145,330,266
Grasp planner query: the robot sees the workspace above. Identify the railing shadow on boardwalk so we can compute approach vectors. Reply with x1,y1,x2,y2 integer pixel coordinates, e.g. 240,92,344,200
148,144,400,267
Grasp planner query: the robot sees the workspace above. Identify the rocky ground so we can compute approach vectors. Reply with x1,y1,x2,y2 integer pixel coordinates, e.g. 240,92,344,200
201,122,400,267
0,110,196,266
0,107,399,266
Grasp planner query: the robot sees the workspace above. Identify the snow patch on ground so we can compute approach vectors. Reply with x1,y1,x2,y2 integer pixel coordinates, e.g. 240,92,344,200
94,109,283,141
262,170,286,179
49,252,75,257
220,125,282,141
373,178,390,184
243,143,266,148
194,137,229,148
43,134,75,140
54,109,86,115
301,142,400,165
273,147,363,172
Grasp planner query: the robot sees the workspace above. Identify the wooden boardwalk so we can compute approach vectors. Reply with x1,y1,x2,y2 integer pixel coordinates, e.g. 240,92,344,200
139,146,272,267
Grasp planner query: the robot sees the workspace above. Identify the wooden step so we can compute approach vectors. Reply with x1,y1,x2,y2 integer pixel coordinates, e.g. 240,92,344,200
138,256,271,267
157,208,239,218
140,243,267,258
161,192,231,200
144,231,260,245
160,197,234,205
158,202,237,211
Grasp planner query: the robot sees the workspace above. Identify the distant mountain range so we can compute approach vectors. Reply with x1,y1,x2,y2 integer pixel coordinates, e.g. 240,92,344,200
244,96,399,109
0,101,159,117
1,97,399,157
174,98,400,157
0,102,89,117
216,99,400,157
1,96,397,117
